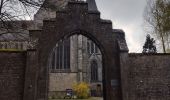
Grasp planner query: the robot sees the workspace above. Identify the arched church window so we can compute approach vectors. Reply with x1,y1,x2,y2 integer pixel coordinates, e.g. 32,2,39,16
87,39,99,54
87,41,90,54
95,44,98,53
91,60,98,82
50,38,70,71
91,41,94,53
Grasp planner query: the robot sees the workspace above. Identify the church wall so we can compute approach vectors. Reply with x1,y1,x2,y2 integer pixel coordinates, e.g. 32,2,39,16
48,73,77,98
77,35,83,81
34,8,56,29
70,35,78,72
34,0,69,29
121,53,170,100
96,55,102,82
49,73,77,91
82,35,89,82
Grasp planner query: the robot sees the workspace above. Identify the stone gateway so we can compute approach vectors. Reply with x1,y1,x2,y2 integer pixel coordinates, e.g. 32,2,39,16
0,0,170,100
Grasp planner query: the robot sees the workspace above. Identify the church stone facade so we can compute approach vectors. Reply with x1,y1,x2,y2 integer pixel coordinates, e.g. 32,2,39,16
0,0,170,100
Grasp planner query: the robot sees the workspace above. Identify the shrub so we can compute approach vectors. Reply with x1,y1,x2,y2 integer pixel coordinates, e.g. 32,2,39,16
73,82,90,99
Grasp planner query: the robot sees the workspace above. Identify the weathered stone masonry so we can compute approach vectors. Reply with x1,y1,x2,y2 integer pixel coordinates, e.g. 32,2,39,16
0,51,26,100
120,53,170,100
0,0,170,100
34,2,123,100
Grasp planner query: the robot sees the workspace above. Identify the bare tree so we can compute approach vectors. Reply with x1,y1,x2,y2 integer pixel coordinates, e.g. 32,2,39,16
144,0,170,53
0,0,44,41
0,0,43,27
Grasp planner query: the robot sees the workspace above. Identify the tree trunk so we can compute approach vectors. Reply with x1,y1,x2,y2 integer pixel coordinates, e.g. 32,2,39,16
0,0,4,15
160,32,166,53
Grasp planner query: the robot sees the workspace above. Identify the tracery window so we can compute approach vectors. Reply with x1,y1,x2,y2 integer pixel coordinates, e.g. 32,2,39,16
91,60,98,82
50,39,70,71
87,39,99,54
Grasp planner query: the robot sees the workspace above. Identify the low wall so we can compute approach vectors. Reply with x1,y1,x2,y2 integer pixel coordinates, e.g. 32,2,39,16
0,51,26,100
121,53,170,100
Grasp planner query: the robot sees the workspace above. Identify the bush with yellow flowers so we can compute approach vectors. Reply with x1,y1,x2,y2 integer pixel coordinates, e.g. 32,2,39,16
73,82,90,99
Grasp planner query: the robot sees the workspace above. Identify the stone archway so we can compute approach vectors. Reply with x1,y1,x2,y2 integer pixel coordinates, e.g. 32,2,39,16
47,32,104,99
30,1,128,100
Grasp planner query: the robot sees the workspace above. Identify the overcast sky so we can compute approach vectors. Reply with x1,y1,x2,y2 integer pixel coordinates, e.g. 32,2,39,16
96,0,147,52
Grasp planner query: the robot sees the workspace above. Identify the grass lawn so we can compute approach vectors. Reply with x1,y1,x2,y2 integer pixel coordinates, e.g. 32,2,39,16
49,97,103,100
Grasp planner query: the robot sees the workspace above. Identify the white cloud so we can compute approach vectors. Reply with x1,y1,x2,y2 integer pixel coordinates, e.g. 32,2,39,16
122,24,144,52
96,0,147,52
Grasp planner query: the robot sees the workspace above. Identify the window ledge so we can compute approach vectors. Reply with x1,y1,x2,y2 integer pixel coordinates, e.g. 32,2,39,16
50,69,71,73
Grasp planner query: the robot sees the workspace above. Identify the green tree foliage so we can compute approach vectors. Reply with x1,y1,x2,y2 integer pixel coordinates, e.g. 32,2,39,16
144,0,170,53
143,34,157,53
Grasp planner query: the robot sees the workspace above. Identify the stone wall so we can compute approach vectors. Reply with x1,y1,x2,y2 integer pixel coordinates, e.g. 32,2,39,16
121,53,170,100
48,73,77,98
49,73,77,91
0,51,26,100
0,21,34,51
0,41,28,50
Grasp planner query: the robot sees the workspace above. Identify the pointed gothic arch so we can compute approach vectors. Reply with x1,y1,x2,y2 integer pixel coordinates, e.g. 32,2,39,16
90,60,98,82
31,1,128,100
